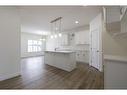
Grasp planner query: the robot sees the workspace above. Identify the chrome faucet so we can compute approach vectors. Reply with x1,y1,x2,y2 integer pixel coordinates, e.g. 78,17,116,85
55,48,59,51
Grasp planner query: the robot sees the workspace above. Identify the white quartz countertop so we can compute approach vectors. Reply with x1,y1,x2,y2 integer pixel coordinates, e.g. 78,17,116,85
104,55,127,63
45,50,75,54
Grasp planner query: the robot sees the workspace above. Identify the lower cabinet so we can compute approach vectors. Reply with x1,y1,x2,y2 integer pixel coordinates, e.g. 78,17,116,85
44,51,76,72
76,50,89,63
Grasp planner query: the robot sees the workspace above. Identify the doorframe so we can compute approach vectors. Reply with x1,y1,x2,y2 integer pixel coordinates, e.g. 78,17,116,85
89,13,103,72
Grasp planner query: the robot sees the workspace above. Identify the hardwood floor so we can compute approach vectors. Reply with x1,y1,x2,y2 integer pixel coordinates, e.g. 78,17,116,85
0,56,104,89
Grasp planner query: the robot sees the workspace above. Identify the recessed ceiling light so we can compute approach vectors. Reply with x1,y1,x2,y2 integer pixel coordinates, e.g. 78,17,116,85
75,21,79,24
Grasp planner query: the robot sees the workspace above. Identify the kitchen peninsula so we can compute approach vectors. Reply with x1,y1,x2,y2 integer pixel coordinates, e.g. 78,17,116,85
44,51,76,72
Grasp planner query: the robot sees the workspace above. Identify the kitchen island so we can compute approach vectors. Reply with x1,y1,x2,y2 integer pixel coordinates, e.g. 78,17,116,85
44,50,76,72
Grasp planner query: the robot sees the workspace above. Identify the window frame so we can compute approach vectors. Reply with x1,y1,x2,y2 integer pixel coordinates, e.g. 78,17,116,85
27,40,42,52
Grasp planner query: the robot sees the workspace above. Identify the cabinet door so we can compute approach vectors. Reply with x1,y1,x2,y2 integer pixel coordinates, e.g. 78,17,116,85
76,51,89,63
75,31,84,45
76,51,83,62
81,51,86,62
82,51,89,63
75,33,78,44
61,34,68,45
75,32,81,44
85,51,89,63
81,32,84,44
75,31,89,45
82,31,89,44
76,51,80,62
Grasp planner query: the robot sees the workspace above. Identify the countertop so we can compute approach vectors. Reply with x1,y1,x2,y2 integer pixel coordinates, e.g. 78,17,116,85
104,55,127,63
45,50,76,54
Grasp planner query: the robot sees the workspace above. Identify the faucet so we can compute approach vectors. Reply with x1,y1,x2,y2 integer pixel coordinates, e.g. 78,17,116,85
55,47,59,51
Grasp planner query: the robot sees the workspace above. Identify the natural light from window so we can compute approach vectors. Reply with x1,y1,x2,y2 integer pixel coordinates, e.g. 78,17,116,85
27,40,42,52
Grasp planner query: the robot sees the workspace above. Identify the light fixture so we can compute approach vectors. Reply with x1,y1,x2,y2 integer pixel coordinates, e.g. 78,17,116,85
42,39,46,41
50,35,54,39
50,17,62,39
75,21,79,24
54,34,57,38
58,33,62,37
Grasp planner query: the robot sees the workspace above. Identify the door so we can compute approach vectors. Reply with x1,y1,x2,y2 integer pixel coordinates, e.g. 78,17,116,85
89,13,103,71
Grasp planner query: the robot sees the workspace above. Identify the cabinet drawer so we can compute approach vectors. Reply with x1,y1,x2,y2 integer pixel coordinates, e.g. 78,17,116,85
76,51,89,63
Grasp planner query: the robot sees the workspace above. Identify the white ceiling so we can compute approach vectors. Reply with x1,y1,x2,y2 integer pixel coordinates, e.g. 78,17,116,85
20,6,102,35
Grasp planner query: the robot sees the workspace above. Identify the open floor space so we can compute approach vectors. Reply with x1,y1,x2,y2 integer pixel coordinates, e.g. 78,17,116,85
0,56,103,89
0,6,127,89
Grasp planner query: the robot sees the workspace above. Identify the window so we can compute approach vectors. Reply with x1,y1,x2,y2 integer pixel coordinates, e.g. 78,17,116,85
28,40,42,52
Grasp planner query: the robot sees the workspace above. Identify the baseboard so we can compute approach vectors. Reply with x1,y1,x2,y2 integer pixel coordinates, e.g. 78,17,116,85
0,72,21,81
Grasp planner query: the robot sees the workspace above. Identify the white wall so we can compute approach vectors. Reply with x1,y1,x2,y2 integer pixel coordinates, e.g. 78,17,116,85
21,32,46,58
0,7,20,81
103,31,127,56
103,7,127,56
103,7,127,89
104,59,127,89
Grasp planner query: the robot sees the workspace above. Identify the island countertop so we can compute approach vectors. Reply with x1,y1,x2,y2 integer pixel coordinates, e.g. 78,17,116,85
45,50,75,54
44,50,76,72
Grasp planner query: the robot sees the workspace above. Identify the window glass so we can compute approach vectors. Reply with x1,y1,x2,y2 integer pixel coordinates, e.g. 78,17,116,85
28,40,32,45
27,40,42,52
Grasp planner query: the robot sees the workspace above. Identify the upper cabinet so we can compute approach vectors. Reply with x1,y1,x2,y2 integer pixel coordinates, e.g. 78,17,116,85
75,30,89,45
60,34,69,46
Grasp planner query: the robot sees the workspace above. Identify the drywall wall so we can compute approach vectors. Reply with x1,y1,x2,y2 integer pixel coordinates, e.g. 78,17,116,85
21,32,46,58
102,31,127,56
103,7,127,56
0,7,20,81
103,7,127,89
104,59,127,89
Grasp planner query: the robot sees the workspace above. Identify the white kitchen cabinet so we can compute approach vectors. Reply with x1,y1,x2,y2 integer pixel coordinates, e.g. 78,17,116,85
61,34,68,46
76,50,89,63
75,30,89,45
75,32,81,44
44,51,76,72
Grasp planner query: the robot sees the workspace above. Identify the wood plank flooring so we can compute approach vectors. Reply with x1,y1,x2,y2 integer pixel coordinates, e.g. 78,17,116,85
0,56,104,89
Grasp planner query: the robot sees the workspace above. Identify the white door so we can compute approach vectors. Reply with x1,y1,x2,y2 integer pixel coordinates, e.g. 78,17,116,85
89,13,103,71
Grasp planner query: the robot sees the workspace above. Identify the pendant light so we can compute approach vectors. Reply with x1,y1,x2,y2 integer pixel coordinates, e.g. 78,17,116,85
58,17,62,37
50,17,62,39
